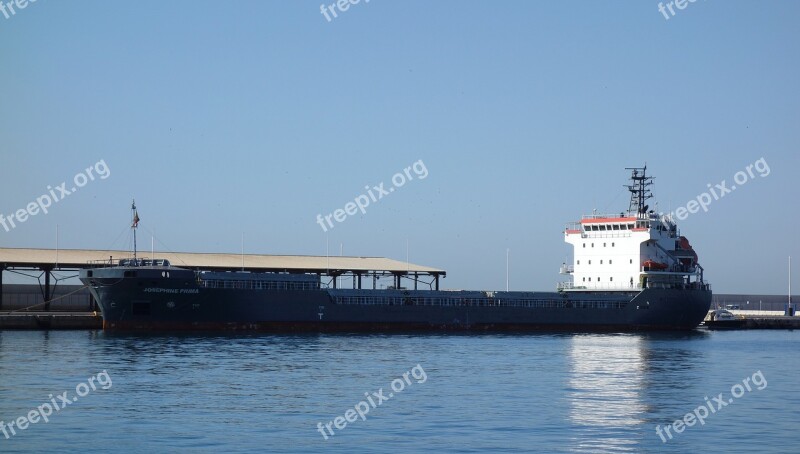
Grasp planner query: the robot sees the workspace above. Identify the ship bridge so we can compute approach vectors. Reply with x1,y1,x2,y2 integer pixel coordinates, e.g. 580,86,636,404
560,166,706,292
0,248,446,311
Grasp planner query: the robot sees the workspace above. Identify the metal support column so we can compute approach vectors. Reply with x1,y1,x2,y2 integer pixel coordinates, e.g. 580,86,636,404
44,267,52,311
0,265,4,311
435,274,439,291
414,272,418,290
357,273,362,290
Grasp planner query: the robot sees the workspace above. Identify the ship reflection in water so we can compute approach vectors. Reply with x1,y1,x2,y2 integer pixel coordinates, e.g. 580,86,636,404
565,333,704,453
567,335,647,452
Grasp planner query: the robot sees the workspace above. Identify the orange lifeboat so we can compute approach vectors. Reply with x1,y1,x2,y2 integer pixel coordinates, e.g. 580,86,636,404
643,260,668,270
678,236,699,266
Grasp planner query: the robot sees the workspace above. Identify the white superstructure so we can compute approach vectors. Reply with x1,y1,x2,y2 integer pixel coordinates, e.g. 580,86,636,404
559,167,704,292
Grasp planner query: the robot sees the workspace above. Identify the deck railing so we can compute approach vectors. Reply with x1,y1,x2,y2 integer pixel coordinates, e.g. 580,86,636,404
199,279,320,291
332,295,627,310
558,281,709,291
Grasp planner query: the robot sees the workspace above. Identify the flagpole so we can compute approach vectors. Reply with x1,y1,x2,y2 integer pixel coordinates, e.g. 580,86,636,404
132,199,139,264
506,248,509,292
326,234,329,287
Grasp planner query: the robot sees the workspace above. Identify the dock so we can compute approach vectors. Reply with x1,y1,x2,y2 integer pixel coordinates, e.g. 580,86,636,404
704,310,800,330
738,316,800,329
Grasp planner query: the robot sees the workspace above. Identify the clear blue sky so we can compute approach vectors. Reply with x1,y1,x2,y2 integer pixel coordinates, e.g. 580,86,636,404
1,1,798,293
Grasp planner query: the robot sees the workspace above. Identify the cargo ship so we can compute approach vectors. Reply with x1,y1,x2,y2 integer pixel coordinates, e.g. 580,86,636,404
80,166,711,331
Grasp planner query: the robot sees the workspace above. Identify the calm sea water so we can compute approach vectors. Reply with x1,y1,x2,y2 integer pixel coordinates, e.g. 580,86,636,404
0,329,797,453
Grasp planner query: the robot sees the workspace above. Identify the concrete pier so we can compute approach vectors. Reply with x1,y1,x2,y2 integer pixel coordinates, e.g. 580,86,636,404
740,316,800,329
704,312,800,330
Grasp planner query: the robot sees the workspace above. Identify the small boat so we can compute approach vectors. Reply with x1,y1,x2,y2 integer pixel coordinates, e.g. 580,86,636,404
703,309,747,329
643,260,668,270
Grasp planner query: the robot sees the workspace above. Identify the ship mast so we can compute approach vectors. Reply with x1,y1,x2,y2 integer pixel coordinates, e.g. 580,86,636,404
625,165,654,216
131,199,140,265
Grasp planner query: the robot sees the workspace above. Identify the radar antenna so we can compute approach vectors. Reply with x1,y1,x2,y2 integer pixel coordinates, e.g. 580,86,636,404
625,165,654,215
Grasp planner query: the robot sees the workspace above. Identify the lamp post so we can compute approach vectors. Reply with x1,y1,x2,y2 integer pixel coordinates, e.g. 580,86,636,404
506,248,509,292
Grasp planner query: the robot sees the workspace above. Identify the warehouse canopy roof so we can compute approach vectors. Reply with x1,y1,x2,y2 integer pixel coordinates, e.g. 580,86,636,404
0,248,445,276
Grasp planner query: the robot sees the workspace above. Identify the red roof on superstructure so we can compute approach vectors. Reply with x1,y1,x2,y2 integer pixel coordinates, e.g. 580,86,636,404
580,217,637,224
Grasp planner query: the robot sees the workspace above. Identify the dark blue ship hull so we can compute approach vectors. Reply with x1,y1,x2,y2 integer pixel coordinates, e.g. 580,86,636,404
79,266,711,331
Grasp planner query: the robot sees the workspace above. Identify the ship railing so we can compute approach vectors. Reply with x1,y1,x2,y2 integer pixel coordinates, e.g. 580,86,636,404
332,295,627,310
581,213,631,220
641,252,702,273
557,282,577,290
558,281,643,291
85,257,170,268
580,212,657,222
560,281,708,291
86,259,118,267
578,231,633,239
643,281,710,291
199,279,320,291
